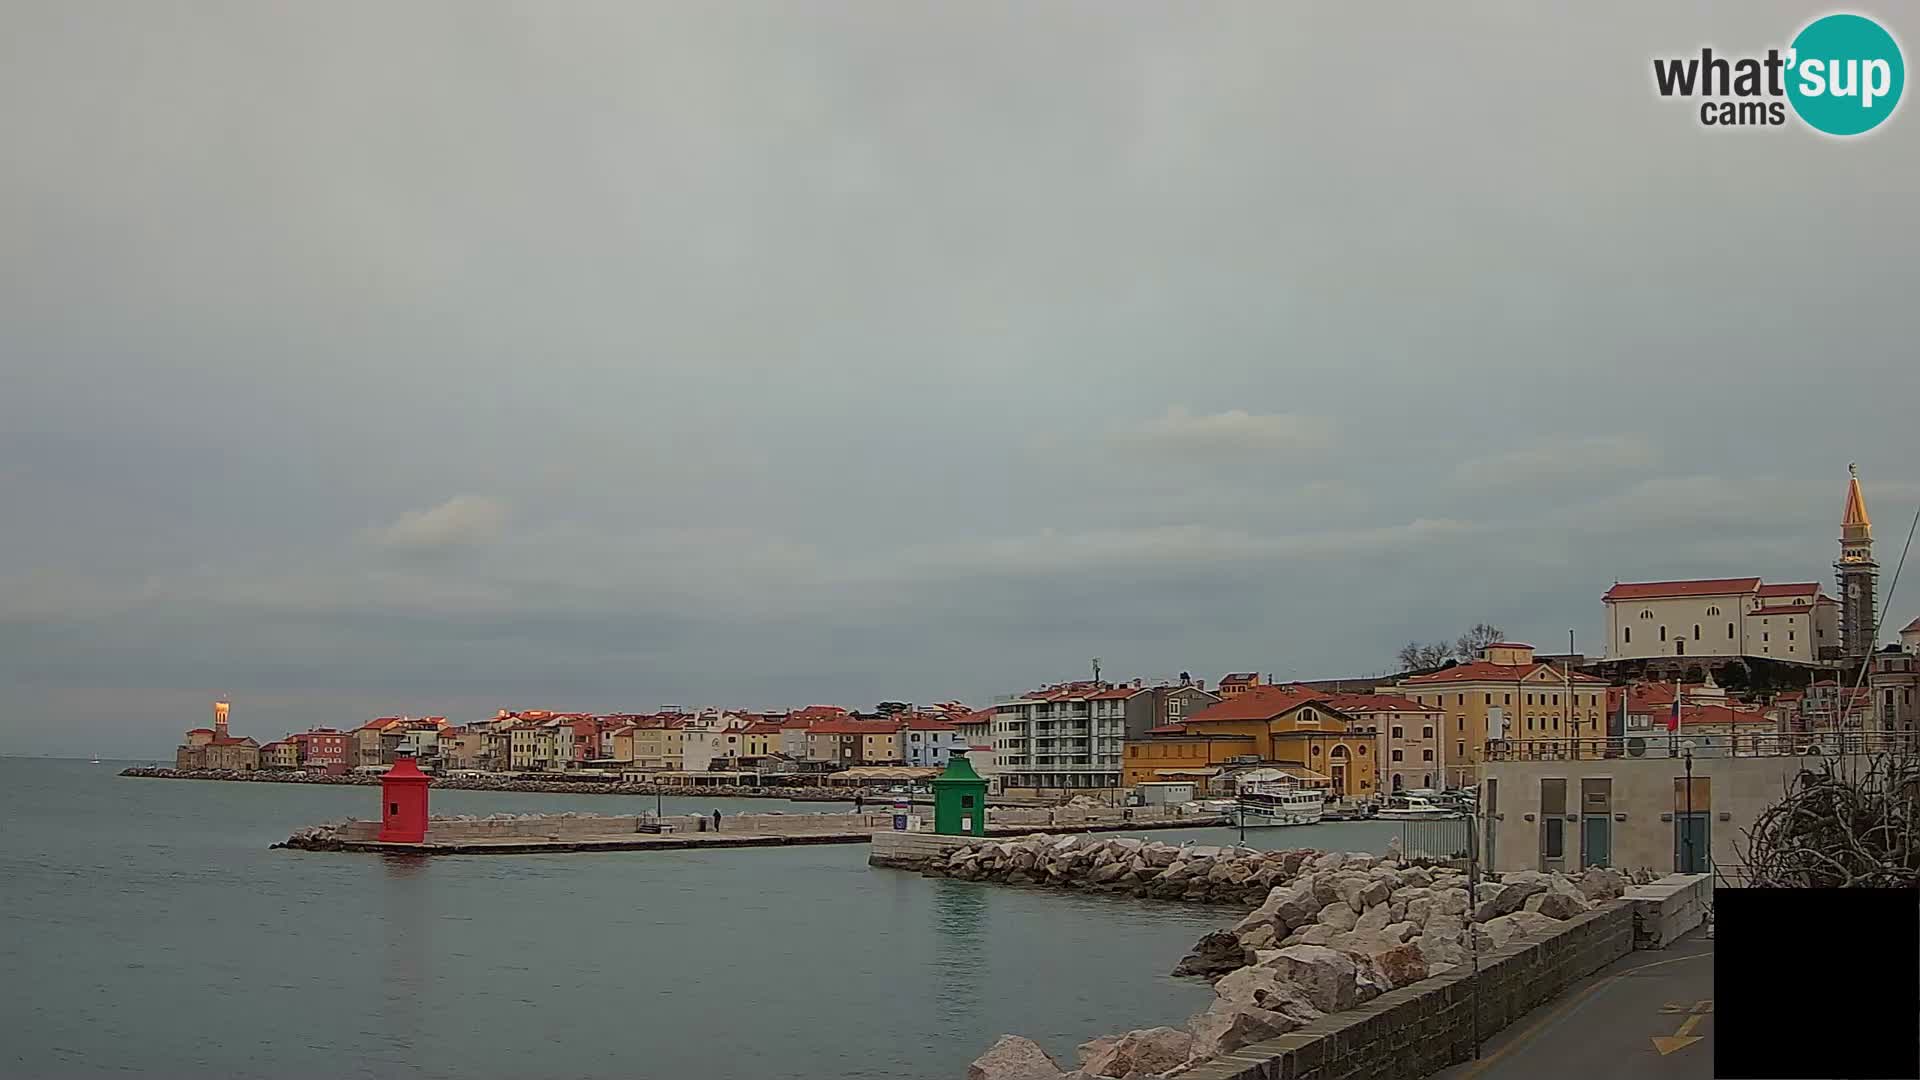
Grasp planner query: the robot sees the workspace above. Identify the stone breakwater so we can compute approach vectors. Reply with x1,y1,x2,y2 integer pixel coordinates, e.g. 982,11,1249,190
958,837,1637,1080
920,835,1312,907
120,766,863,801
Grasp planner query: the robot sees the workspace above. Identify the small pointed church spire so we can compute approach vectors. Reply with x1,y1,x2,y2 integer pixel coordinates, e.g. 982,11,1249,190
1842,463,1871,532
1836,464,1878,660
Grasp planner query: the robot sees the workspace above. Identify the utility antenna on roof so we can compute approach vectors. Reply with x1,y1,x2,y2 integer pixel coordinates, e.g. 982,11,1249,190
1091,657,1102,686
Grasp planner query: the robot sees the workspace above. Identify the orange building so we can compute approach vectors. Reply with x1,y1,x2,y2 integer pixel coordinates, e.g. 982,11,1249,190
1123,685,1376,798
1216,672,1262,698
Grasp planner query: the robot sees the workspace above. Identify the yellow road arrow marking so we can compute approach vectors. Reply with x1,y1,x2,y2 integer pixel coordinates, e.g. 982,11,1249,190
1652,1013,1706,1055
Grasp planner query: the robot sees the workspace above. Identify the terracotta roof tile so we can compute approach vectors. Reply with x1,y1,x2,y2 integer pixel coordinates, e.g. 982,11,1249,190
1403,661,1607,685
1186,685,1337,722
1673,703,1772,727
807,719,901,736
1320,693,1438,714
1604,577,1761,601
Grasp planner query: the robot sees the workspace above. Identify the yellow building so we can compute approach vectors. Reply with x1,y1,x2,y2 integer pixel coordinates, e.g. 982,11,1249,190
740,722,780,758
606,726,638,766
1124,686,1376,798
1391,642,1609,788
630,722,687,772
859,727,902,765
509,724,541,770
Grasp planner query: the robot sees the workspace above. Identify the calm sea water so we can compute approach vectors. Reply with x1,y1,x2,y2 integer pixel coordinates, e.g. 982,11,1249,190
1,758,1403,1080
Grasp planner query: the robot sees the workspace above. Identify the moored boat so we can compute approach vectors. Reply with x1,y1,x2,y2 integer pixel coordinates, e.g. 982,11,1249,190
1232,781,1327,827
1375,794,1459,820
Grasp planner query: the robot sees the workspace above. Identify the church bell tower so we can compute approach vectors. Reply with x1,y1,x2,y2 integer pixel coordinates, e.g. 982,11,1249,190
1836,464,1878,661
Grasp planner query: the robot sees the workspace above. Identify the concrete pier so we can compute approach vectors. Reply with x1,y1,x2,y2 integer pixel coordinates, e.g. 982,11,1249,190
280,807,1229,855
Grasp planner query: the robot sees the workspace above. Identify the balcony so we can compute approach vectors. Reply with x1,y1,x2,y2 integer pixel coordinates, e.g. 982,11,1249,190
1484,730,1917,761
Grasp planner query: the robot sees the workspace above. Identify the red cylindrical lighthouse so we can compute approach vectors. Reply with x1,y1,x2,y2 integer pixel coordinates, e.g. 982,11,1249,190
377,753,431,843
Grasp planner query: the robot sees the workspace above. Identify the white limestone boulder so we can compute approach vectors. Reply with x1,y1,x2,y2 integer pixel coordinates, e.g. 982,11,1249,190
969,1035,1067,1080
1258,944,1361,1013
1077,1026,1193,1078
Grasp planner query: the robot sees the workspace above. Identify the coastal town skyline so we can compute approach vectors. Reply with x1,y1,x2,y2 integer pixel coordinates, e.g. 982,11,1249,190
13,464,1920,759
120,467,1920,774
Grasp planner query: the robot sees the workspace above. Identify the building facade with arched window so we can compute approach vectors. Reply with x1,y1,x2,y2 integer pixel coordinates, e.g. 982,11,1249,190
1121,685,1375,798
1603,578,1837,663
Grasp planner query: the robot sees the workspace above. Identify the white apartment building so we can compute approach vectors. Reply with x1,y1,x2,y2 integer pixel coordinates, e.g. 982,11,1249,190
990,683,1130,795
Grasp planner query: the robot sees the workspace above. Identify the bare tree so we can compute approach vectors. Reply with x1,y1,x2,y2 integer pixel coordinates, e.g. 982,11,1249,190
1396,641,1455,671
1454,623,1506,660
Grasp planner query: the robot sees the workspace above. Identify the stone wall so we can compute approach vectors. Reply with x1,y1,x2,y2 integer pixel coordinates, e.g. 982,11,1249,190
1179,904,1634,1080
1481,753,1883,880
1623,873,1711,949
870,831,975,868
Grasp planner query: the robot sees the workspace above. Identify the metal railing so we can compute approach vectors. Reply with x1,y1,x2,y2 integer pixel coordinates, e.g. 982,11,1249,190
1392,818,1474,864
1483,731,1920,762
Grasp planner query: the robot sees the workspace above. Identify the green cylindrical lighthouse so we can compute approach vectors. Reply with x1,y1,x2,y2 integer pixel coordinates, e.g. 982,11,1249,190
930,750,989,836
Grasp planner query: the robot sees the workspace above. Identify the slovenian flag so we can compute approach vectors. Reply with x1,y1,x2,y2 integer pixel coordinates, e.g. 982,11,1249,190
1668,696,1682,733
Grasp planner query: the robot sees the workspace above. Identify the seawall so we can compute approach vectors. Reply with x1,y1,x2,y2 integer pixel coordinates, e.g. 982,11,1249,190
1182,902,1636,1080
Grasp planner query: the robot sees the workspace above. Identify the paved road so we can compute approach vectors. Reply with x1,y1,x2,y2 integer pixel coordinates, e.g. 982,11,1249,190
1432,929,1715,1080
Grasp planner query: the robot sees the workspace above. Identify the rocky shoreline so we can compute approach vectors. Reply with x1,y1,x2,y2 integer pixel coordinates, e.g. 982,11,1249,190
954,835,1642,1079
118,766,866,801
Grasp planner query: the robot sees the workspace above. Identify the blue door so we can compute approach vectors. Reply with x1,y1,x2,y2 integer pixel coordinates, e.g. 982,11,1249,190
1582,815,1611,868
1674,813,1709,873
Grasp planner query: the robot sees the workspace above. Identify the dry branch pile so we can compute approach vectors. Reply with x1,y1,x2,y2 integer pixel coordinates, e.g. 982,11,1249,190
1738,755,1920,888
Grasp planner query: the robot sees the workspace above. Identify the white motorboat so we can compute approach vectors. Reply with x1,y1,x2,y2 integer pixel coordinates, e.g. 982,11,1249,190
1233,781,1327,827
1375,794,1459,820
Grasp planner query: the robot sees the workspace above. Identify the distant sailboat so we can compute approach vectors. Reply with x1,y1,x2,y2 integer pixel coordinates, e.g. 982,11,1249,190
91,754,102,764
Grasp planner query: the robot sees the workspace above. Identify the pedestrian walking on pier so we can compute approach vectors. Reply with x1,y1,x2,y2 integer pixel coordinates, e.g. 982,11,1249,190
854,794,863,813
711,809,721,831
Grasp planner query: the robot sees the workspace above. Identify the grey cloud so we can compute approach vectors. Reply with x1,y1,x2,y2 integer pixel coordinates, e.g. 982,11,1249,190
876,518,1476,583
1452,435,1659,494
1115,407,1338,459
363,496,511,555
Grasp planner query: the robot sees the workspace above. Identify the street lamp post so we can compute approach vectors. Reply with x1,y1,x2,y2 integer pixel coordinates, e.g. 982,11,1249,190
1681,742,1696,873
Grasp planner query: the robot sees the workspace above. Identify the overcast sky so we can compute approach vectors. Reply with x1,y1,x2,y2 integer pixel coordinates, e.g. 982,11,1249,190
4,2,1916,755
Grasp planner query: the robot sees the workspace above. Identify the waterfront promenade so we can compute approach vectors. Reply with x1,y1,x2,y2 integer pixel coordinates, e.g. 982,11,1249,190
1430,929,1714,1080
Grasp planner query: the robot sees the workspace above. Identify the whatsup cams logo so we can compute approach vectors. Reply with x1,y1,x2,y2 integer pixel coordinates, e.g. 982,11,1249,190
1653,12,1904,135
